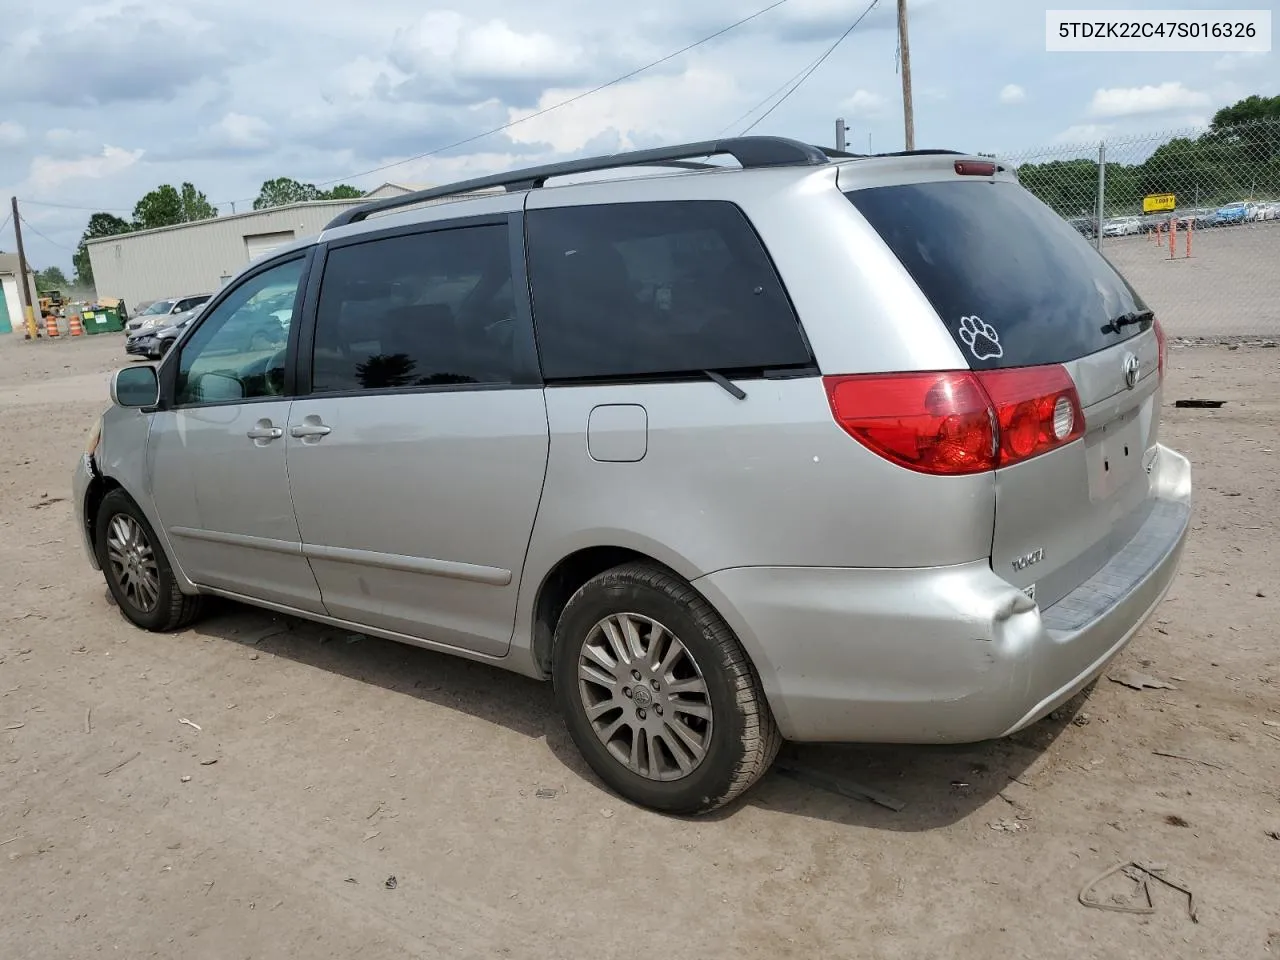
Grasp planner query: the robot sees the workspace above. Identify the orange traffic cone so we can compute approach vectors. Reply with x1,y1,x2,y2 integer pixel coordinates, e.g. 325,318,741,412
43,313,60,338
67,314,84,337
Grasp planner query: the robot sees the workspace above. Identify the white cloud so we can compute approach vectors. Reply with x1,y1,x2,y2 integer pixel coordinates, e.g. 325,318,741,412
999,84,1026,105
1213,51,1266,72
840,89,886,119
26,144,144,192
0,121,25,145
1052,123,1112,145
391,13,582,83
210,112,272,149
506,65,738,154
1088,82,1210,118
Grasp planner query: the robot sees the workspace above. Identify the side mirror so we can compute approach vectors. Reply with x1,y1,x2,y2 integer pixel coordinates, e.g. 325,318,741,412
111,365,159,408
194,372,245,403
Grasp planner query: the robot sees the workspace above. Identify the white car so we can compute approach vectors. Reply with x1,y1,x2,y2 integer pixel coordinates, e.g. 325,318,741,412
1102,216,1142,237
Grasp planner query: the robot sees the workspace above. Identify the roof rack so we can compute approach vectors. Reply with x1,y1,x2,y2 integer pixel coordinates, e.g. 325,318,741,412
325,136,829,229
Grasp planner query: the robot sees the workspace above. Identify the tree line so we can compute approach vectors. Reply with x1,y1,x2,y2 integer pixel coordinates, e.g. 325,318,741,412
1015,95,1280,219
72,177,362,286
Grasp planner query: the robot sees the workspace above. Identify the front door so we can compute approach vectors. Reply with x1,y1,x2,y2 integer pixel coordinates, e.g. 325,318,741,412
286,212,548,656
148,254,325,614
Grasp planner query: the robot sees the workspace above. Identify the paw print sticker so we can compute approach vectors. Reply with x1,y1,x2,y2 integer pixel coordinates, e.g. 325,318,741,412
958,315,1003,361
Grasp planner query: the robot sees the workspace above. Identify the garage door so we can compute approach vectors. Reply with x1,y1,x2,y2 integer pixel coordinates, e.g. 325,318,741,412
244,231,297,263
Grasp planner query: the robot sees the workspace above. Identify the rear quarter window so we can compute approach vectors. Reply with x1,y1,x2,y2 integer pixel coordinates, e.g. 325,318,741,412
527,200,813,380
846,180,1150,369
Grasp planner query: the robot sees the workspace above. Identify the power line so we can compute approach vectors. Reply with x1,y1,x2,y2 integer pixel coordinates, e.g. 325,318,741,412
740,0,881,136
0,213,11,236
19,198,133,214
18,215,77,253
717,49,833,137
16,0,794,215
296,0,793,192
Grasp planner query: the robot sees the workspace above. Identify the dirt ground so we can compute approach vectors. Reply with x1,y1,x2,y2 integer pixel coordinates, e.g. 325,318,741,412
1,333,1277,960
1103,219,1280,340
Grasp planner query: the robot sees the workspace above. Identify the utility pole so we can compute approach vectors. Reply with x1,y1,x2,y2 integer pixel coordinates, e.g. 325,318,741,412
897,0,915,151
835,118,847,153
11,197,37,338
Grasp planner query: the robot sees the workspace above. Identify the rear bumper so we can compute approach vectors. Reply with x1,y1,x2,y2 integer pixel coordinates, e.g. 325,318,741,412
693,444,1191,743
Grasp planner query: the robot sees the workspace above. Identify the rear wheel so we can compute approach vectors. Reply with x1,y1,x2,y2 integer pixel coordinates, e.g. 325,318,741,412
95,489,203,631
552,562,780,814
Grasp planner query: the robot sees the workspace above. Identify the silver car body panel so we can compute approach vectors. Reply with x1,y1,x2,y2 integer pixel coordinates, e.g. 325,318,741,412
694,445,1190,741
74,149,1193,744
285,388,550,658
149,400,327,614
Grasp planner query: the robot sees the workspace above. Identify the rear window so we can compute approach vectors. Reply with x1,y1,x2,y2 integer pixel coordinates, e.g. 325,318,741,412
846,181,1149,369
527,201,812,381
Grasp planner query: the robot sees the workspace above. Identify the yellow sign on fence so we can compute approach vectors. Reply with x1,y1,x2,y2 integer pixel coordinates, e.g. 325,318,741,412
1143,193,1176,213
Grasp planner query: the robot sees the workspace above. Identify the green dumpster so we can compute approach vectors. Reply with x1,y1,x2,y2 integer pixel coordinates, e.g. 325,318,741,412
82,304,124,334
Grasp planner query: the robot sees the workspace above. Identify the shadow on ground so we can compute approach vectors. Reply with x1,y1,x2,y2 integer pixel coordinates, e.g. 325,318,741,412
185,596,1083,832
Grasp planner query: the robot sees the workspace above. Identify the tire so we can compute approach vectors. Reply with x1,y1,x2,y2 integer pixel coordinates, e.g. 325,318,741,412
552,562,781,815
95,488,203,631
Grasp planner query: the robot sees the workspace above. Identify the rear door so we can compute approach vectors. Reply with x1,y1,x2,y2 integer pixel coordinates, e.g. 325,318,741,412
847,172,1163,608
285,209,548,657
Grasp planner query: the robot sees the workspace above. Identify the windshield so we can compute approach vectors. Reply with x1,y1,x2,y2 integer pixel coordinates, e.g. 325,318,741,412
846,180,1149,369
143,300,176,316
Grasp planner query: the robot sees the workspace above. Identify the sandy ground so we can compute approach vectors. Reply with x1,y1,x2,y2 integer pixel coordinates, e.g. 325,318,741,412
1,333,1277,960
1103,219,1280,340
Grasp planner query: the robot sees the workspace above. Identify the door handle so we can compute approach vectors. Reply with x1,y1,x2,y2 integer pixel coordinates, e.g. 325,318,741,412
246,422,283,441
290,421,331,439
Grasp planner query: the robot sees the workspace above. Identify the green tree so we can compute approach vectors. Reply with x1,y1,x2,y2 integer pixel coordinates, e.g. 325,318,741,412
180,182,218,221
253,178,366,209
72,212,132,287
323,184,363,200
1209,94,1280,132
254,177,321,209
132,182,216,229
35,266,69,292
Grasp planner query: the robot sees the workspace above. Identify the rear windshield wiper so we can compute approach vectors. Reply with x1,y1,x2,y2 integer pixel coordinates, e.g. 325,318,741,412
702,369,748,400
1101,309,1154,336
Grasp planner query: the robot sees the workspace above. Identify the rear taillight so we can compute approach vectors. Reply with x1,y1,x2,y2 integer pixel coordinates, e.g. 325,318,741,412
824,366,1085,476
824,372,995,475
975,366,1085,467
1153,317,1167,379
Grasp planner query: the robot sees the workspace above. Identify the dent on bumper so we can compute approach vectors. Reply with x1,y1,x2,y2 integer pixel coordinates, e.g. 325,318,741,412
694,444,1192,744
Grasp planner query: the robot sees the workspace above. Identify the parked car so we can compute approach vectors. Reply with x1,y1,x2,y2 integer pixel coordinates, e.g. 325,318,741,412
1102,216,1142,237
126,302,208,359
73,138,1191,815
125,294,211,334
1138,213,1173,234
1206,202,1250,227
1066,216,1097,238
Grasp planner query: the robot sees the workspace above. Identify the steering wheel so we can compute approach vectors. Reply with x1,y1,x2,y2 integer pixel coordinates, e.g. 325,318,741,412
265,348,287,395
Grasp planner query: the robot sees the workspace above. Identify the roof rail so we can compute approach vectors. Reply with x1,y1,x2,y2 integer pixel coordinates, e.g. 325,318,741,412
324,136,829,229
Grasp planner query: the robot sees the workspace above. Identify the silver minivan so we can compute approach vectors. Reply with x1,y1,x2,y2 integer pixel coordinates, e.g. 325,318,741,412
74,137,1191,814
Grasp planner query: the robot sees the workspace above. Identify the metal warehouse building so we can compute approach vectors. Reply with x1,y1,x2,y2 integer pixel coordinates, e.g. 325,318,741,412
85,199,369,310
84,181,509,310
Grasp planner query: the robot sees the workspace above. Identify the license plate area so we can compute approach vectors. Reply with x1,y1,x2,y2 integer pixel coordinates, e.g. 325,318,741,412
1086,407,1146,501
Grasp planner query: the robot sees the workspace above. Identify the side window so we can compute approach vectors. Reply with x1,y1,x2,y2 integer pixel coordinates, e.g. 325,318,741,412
526,200,811,380
311,223,518,393
175,258,304,405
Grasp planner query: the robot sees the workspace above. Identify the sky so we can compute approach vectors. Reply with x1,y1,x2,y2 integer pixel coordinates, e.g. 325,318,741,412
1,0,1275,274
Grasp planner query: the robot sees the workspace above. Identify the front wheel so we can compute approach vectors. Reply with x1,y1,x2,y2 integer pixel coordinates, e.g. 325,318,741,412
552,562,781,815
95,489,203,631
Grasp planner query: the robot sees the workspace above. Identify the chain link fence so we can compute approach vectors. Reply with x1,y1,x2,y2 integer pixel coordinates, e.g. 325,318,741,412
1001,118,1280,340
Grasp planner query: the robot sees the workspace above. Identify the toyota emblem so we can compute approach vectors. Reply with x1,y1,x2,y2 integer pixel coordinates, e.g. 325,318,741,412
1122,353,1140,389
